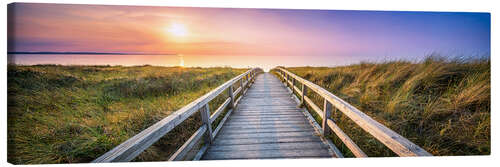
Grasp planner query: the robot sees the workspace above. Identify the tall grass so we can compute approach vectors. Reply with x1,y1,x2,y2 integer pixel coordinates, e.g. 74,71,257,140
274,56,490,157
7,65,246,164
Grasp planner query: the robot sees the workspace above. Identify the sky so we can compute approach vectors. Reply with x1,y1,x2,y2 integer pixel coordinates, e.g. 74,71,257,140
7,3,490,69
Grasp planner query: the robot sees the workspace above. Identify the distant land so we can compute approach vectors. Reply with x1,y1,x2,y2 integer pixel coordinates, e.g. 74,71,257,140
7,51,176,55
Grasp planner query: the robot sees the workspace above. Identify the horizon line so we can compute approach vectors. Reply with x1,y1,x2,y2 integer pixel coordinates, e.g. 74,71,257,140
7,51,177,55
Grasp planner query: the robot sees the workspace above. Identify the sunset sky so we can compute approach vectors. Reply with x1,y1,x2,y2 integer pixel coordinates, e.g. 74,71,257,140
7,3,490,69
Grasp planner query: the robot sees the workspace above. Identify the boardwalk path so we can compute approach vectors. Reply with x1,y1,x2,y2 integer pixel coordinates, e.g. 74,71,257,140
202,73,335,160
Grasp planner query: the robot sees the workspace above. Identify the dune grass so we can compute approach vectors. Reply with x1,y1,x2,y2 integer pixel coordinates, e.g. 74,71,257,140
7,65,246,164
273,56,490,157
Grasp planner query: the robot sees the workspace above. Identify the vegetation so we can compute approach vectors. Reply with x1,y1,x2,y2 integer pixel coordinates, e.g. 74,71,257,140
7,65,246,164
273,56,490,157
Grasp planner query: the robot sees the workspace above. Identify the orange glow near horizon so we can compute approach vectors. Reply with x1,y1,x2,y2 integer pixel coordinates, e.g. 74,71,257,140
8,3,491,69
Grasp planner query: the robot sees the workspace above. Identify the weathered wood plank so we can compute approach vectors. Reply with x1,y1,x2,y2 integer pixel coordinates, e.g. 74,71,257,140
233,87,242,97
200,104,213,143
229,114,307,119
169,125,207,161
208,142,329,152
233,113,304,116
212,108,233,138
304,95,324,117
209,98,231,123
212,136,322,146
216,131,318,139
193,145,208,161
228,117,309,122
222,123,313,130
218,127,315,134
225,120,310,126
322,100,332,136
203,149,332,160
227,85,235,109
326,119,367,157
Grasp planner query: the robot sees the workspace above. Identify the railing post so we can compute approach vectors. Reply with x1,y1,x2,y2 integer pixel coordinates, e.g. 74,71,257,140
281,71,285,82
285,73,288,85
228,85,235,109
300,84,307,107
200,104,213,143
240,78,244,93
251,71,255,83
246,74,250,88
252,70,256,83
322,99,332,136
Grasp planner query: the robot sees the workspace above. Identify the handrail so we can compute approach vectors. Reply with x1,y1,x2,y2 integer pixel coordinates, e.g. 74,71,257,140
93,68,263,162
274,67,432,157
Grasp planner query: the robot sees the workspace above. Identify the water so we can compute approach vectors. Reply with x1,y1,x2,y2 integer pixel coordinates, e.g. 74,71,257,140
8,54,352,72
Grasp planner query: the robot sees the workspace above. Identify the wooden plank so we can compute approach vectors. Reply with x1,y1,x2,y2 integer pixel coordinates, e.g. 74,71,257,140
322,100,332,136
219,127,315,134
233,112,304,116
193,145,208,161
212,136,322,145
225,120,310,126
236,108,304,111
277,68,432,156
304,95,324,117
169,125,207,161
200,104,213,143
209,98,231,123
203,149,332,160
92,68,259,162
233,87,242,97
227,85,235,109
216,131,318,139
229,114,307,119
228,117,308,122
301,83,307,106
208,142,329,152
212,108,233,138
234,95,243,106
326,119,367,157
222,123,313,130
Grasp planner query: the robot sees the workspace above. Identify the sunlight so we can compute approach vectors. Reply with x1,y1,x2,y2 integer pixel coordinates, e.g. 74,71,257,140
178,54,185,67
167,23,188,37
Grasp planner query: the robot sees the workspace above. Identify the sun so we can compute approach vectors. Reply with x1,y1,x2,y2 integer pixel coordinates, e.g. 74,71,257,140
167,23,188,37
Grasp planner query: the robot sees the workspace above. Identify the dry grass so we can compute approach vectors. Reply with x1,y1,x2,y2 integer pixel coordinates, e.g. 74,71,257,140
272,56,490,157
7,65,246,164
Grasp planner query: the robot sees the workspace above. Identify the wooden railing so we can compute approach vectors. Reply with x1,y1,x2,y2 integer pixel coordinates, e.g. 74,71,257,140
93,68,263,162
274,67,432,157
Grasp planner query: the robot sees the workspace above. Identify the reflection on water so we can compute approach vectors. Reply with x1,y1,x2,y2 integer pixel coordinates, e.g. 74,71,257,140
8,54,352,72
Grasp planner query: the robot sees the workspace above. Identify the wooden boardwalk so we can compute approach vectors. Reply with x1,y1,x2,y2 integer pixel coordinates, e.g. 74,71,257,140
93,68,430,163
202,73,334,160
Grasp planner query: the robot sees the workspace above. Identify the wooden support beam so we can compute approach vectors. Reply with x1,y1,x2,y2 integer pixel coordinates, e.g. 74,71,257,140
228,86,235,109
240,78,244,93
323,99,332,136
300,84,307,107
169,125,208,161
200,104,213,144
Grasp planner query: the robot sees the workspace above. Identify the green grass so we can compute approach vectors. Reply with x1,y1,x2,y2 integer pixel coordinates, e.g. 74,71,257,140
272,56,490,157
7,65,247,164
